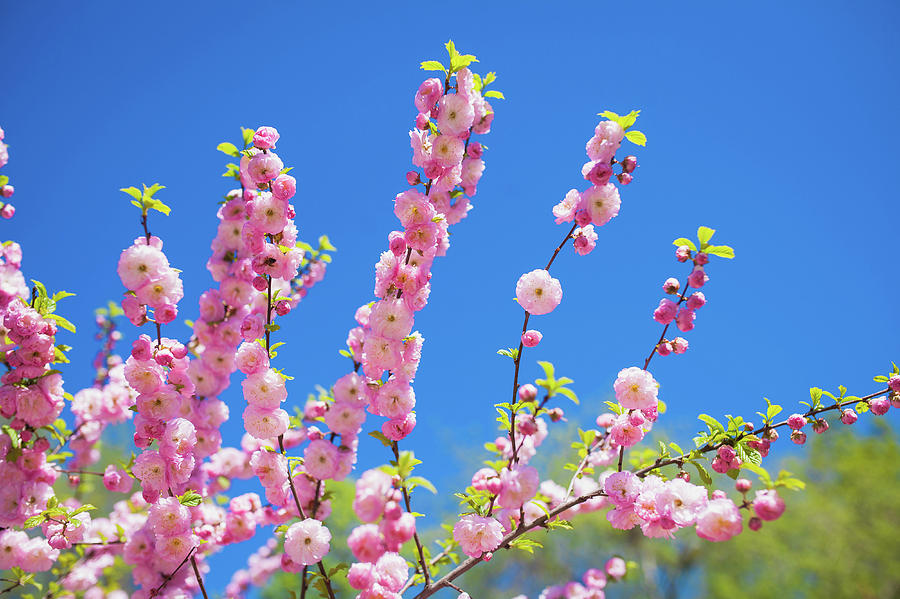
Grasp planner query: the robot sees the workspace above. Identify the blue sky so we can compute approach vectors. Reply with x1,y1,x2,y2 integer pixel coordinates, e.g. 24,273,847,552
2,1,898,596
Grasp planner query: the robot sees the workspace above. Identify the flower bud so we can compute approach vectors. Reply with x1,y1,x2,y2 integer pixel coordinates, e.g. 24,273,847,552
662,277,680,294
735,478,752,493
517,384,537,402
616,173,633,185
675,245,691,262
748,517,763,531
406,171,421,186
621,155,638,173
840,408,858,425
790,430,807,445
275,300,291,316
870,397,890,415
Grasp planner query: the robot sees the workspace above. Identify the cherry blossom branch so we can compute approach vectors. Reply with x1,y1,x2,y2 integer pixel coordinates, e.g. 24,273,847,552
635,387,891,478
643,274,691,370
413,487,608,598
507,223,578,466
392,441,431,586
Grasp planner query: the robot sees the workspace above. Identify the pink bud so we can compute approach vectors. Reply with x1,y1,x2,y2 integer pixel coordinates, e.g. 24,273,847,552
735,478,752,493
482,552,493,562
517,384,537,402
787,414,807,430
870,397,890,415
486,477,503,495
253,126,280,149
675,245,692,262
517,418,538,436
889,376,900,393
840,409,858,425
415,113,430,130
662,277,680,294
677,470,691,482
0,204,13,219
711,489,727,500
655,341,672,356
687,267,708,289
790,430,807,445
406,171,421,186
616,173,633,185
694,252,709,266
621,155,638,174
467,142,483,159
271,174,296,201
0,185,13,198
671,337,689,354
33,437,50,452
155,303,177,325
275,301,291,316
547,407,565,422
812,419,829,434
748,517,763,531
587,162,613,186
596,413,615,428
253,276,268,291
383,500,402,521
521,329,543,347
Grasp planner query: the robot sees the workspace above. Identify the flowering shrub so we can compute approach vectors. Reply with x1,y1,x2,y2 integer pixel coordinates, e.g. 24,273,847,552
0,41,895,599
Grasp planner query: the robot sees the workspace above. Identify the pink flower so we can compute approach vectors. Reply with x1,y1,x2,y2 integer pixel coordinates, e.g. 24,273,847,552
653,299,678,324
515,269,563,316
581,184,621,227
375,552,409,592
605,556,627,580
787,414,807,430
243,406,290,440
870,397,890,415
348,524,386,563
432,135,465,167
436,94,475,137
452,515,503,558
284,519,331,566
148,496,192,537
370,299,414,341
304,440,340,480
414,78,444,114
686,292,706,310
675,307,695,332
271,174,296,201
248,152,284,184
613,367,658,410
348,563,375,590
382,412,416,441
497,466,539,509
604,471,641,507
102,464,133,493
242,368,288,409
553,189,581,224
372,379,416,419
840,409,858,425
253,126,280,149
572,225,598,256
688,267,708,288
752,489,785,521
521,329,543,347
695,498,743,542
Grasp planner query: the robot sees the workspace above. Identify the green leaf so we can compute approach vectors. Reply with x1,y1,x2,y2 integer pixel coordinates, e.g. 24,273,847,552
70,504,97,516
509,537,543,554
537,361,555,381
46,313,76,333
51,291,76,302
241,127,255,147
698,414,725,434
217,142,240,157
705,245,735,259
406,475,437,494
318,235,337,252
143,183,165,198
0,175,8,186
484,90,505,100
120,186,142,201
420,60,447,73
556,386,579,405
368,431,392,447
672,237,697,251
692,461,713,486
697,226,716,247
624,130,647,146
178,490,203,507
497,347,519,360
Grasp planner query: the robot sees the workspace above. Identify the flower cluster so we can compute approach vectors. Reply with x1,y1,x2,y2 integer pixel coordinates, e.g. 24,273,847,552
651,227,734,357
512,560,628,599
348,469,417,565
0,125,16,219
118,234,184,326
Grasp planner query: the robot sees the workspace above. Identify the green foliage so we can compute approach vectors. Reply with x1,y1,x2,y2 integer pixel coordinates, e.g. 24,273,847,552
120,182,170,216
672,226,735,259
